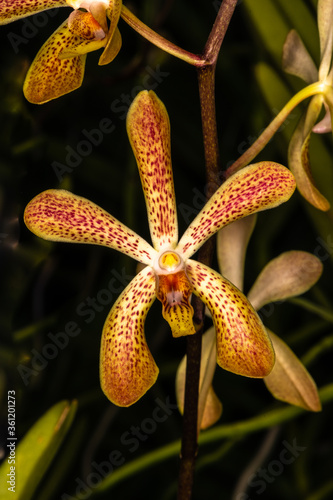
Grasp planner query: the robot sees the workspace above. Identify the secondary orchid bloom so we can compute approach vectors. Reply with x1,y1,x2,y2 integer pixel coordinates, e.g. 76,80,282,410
177,215,322,430
24,90,296,407
282,0,333,210
0,0,122,103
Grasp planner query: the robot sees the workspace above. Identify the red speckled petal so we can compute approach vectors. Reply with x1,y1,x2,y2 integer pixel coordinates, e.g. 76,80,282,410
186,260,275,378
0,0,66,24
23,20,90,104
126,90,178,251
177,162,296,260
24,189,156,266
100,266,158,406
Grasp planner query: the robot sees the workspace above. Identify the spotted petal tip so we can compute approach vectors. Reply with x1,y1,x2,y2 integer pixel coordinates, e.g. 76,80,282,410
177,162,296,261
126,90,178,252
24,189,156,265
0,0,67,25
186,260,275,378
23,21,87,104
100,267,159,407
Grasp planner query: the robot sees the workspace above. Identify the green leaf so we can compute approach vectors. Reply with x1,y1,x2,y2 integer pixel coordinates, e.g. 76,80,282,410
244,0,318,66
0,400,77,500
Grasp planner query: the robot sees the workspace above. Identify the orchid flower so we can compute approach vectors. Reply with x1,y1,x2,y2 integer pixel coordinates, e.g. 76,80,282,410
24,90,296,407
0,0,122,103
177,215,322,430
282,0,333,210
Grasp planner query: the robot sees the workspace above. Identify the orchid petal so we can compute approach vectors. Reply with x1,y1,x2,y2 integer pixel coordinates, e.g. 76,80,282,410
127,91,178,252
217,214,257,292
288,96,330,211
282,30,318,84
176,326,222,430
100,266,158,406
98,0,122,64
312,102,332,133
105,0,121,38
58,37,107,59
59,36,106,59
200,386,223,430
318,0,333,80
264,331,321,412
23,21,88,104
186,260,275,378
24,189,156,266
177,163,296,261
99,27,122,65
247,251,323,311
0,0,66,24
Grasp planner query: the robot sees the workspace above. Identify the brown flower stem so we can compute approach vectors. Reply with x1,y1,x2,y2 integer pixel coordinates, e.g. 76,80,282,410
177,2,238,499
120,5,205,67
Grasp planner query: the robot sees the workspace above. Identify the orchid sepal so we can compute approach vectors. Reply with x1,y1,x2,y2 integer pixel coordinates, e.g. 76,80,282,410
127,90,178,252
264,330,322,412
24,189,157,266
186,260,275,378
0,0,67,25
176,162,296,261
100,266,158,407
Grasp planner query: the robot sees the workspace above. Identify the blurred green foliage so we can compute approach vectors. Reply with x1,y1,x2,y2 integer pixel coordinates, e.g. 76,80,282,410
0,0,332,499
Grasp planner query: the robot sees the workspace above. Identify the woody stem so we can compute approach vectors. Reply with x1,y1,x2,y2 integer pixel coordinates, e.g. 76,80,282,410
177,1,238,499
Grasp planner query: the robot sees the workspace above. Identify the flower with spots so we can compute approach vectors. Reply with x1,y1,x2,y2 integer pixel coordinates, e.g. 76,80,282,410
24,90,296,406
282,0,333,210
0,0,122,103
176,215,322,430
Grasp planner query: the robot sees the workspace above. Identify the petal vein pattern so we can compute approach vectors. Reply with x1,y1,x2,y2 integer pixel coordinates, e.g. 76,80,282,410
186,260,275,378
24,189,156,265
177,162,296,260
100,266,158,406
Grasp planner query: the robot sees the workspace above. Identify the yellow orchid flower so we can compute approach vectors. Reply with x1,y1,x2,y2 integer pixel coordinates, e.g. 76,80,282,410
24,90,296,407
0,0,122,103
176,215,322,431
282,0,333,210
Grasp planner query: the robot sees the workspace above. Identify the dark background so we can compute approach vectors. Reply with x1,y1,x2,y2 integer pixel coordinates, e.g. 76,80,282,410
0,0,332,498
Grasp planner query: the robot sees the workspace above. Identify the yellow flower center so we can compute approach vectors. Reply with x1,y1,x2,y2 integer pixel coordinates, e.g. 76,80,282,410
158,251,181,272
